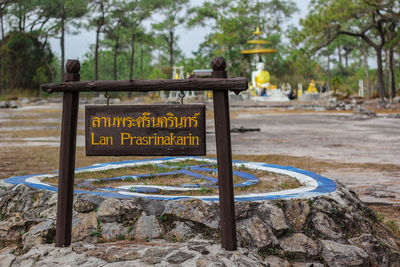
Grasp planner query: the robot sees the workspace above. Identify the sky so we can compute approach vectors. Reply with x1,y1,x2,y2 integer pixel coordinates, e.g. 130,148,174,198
48,0,311,61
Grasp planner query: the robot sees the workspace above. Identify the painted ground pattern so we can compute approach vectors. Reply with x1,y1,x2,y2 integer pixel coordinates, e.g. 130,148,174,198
5,157,336,201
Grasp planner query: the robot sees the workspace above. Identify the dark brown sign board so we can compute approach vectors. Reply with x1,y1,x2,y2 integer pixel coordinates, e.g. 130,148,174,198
85,105,206,156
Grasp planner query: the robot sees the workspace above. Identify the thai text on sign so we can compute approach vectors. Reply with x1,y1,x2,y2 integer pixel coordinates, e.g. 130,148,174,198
85,105,206,156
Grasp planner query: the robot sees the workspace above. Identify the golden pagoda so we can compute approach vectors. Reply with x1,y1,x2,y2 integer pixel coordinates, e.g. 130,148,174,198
240,25,277,61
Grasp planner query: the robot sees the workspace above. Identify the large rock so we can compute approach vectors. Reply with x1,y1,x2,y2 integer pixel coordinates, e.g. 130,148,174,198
312,197,333,213
0,214,32,242
285,200,310,231
320,239,369,267
291,263,324,267
39,193,58,219
237,216,278,248
0,184,36,214
167,221,195,241
142,247,173,264
195,255,229,267
264,255,290,267
119,199,142,221
279,233,319,258
72,212,98,242
133,214,163,240
0,250,15,266
257,202,288,233
33,190,55,212
235,202,252,220
11,244,106,266
350,233,400,266
101,223,128,241
165,250,196,264
312,212,342,240
163,199,220,229
140,199,165,216
96,198,142,224
74,194,104,213
97,198,122,223
103,245,141,262
22,220,55,251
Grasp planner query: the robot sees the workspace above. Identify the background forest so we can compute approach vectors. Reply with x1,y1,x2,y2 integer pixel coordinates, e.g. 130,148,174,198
0,0,399,99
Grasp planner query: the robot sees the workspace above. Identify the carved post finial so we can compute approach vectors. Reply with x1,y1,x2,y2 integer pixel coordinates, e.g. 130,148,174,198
211,57,227,79
211,57,226,71
64,60,80,82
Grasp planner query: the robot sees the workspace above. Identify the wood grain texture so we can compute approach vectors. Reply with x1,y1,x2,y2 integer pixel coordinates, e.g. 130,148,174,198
211,57,237,251
56,59,80,247
56,91,79,247
41,77,248,93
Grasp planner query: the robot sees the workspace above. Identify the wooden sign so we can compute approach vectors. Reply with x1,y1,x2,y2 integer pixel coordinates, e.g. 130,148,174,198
43,57,243,250
85,105,206,156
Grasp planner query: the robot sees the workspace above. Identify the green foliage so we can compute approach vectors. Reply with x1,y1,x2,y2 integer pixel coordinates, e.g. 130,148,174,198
153,0,189,73
1,31,55,91
199,187,213,194
186,0,298,79
1,0,399,99
90,219,103,238
116,234,125,240
300,0,400,98
157,215,168,222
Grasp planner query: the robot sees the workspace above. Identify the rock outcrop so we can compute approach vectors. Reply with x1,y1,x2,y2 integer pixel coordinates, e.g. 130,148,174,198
0,180,399,266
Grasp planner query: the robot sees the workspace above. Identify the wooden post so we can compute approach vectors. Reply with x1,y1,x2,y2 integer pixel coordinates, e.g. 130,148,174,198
55,60,80,247
211,57,237,251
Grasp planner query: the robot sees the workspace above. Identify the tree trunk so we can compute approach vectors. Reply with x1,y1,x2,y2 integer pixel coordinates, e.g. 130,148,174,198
327,52,331,92
18,4,22,32
0,9,4,91
113,37,119,80
362,48,371,97
61,14,65,82
389,47,396,99
129,34,135,80
128,34,136,98
0,10,3,40
384,49,390,94
22,10,26,32
0,9,2,95
95,27,100,81
338,45,342,66
375,47,386,100
345,52,348,68
140,44,143,78
169,31,174,67
94,26,101,97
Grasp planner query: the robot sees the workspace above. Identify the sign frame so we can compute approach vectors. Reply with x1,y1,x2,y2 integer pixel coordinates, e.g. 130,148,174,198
85,104,206,156
41,57,247,251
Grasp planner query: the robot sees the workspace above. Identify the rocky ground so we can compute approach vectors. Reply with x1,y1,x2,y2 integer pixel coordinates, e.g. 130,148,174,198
0,178,399,266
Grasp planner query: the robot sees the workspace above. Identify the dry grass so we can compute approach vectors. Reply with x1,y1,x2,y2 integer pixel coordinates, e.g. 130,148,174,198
39,159,301,196
230,154,400,175
94,173,207,187
235,171,302,195
25,157,301,196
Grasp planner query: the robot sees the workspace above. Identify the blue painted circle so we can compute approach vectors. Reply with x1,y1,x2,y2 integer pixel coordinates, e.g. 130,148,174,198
4,157,336,201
